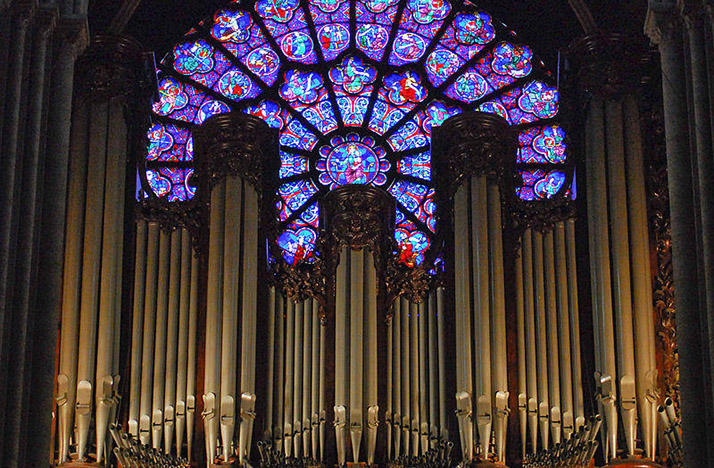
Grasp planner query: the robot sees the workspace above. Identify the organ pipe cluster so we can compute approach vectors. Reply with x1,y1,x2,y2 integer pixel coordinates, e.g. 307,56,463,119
658,398,682,467
585,95,658,462
109,423,189,467
262,291,327,463
126,224,199,460
452,175,510,463
55,93,130,464
386,291,449,463
203,175,260,465
516,222,585,456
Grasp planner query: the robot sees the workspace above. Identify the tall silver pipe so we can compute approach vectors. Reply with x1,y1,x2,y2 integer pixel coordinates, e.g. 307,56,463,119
163,230,182,454
220,176,242,461
393,298,402,457
139,223,160,445
544,230,562,445
56,103,88,462
606,100,638,457
515,243,527,458
335,247,349,465
401,297,411,456
311,299,321,458
410,302,420,456
294,300,304,458
624,95,658,458
365,251,378,465
284,299,296,457
129,221,147,438
471,176,492,459
533,230,550,450
303,299,313,457
350,249,364,461
436,287,447,442
566,220,585,430
204,180,226,464
276,293,285,452
152,230,171,449
239,184,259,462
554,223,574,440
187,252,199,462
75,102,109,459
266,287,276,443
319,314,327,462
387,310,394,461
418,301,429,455
428,291,438,448
523,230,538,453
175,230,191,456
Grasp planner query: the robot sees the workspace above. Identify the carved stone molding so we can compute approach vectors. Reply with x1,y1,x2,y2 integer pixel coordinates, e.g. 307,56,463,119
320,185,395,253
75,33,145,101
568,33,653,100
432,111,516,201
138,195,206,252
193,112,279,191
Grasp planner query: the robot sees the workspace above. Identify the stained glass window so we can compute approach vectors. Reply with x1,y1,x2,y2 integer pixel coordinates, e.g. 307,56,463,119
143,0,573,268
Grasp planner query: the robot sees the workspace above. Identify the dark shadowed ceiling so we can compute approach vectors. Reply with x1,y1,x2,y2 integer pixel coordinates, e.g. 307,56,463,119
88,0,649,74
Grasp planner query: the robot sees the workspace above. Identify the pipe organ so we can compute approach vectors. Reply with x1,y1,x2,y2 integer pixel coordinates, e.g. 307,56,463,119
48,42,671,466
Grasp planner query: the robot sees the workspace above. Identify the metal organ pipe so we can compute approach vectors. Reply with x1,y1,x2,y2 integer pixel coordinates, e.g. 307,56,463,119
419,301,429,455
311,298,321,459
523,230,538,453
163,230,182,454
488,180,508,463
276,292,286,453
334,246,348,465
471,176,492,460
533,230,550,451
365,251,379,465
350,249,364,462
544,230,562,445
555,222,575,441
265,287,276,444
128,221,147,439
303,299,313,458
516,243,527,458
293,300,304,458
75,102,109,460
140,223,160,446
566,219,585,430
187,251,199,461
401,296,412,457
56,105,88,463
152,230,170,449
437,287,447,442
175,230,192,456
284,299,295,458
393,297,402,458
386,307,394,461
219,176,242,462
428,291,439,449
204,179,226,464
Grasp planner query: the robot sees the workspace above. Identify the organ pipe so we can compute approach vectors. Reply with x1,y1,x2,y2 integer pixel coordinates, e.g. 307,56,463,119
75,102,109,460
350,249,364,462
437,287,447,442
334,246,348,465
302,299,312,458
393,297,402,458
175,230,192,456
275,292,285,453
163,230,181,454
401,296,411,457
220,175,242,462
418,301,429,455
386,309,393,461
293,300,304,458
311,299,320,459
128,221,147,438
319,312,327,462
523,230,538,454
186,251,199,461
471,176,492,460
152,230,170,449
533,230,550,451
139,223,160,446
566,220,585,430
428,291,438,449
265,287,276,443
516,243,527,458
365,251,378,465
204,179,226,464
544,230,561,445
56,103,88,463
284,299,295,457
554,222,574,440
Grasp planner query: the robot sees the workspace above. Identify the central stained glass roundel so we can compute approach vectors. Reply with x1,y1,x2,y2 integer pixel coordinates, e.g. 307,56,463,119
318,134,389,188
145,0,572,269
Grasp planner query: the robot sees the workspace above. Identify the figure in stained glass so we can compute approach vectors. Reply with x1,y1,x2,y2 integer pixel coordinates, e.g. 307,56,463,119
256,0,301,22
153,79,188,115
174,41,214,75
454,12,495,45
426,49,461,80
329,56,376,93
212,10,252,43
422,102,461,134
281,31,314,61
407,0,450,25
393,32,427,62
316,134,389,188
198,100,231,124
518,80,558,119
318,24,350,54
217,70,252,99
147,124,173,160
247,47,280,76
385,71,427,104
492,42,533,78
280,69,322,103
533,125,566,163
246,101,285,129
534,171,566,198
356,24,388,52
452,70,489,102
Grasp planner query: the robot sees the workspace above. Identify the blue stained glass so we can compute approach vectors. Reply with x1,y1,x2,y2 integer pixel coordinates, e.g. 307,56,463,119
517,125,567,164
147,123,194,162
397,151,431,180
516,169,566,200
280,151,309,178
277,179,318,220
151,0,568,267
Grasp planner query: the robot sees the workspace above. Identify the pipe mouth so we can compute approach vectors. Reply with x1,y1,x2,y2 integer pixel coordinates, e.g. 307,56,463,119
657,405,666,413
664,397,674,406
